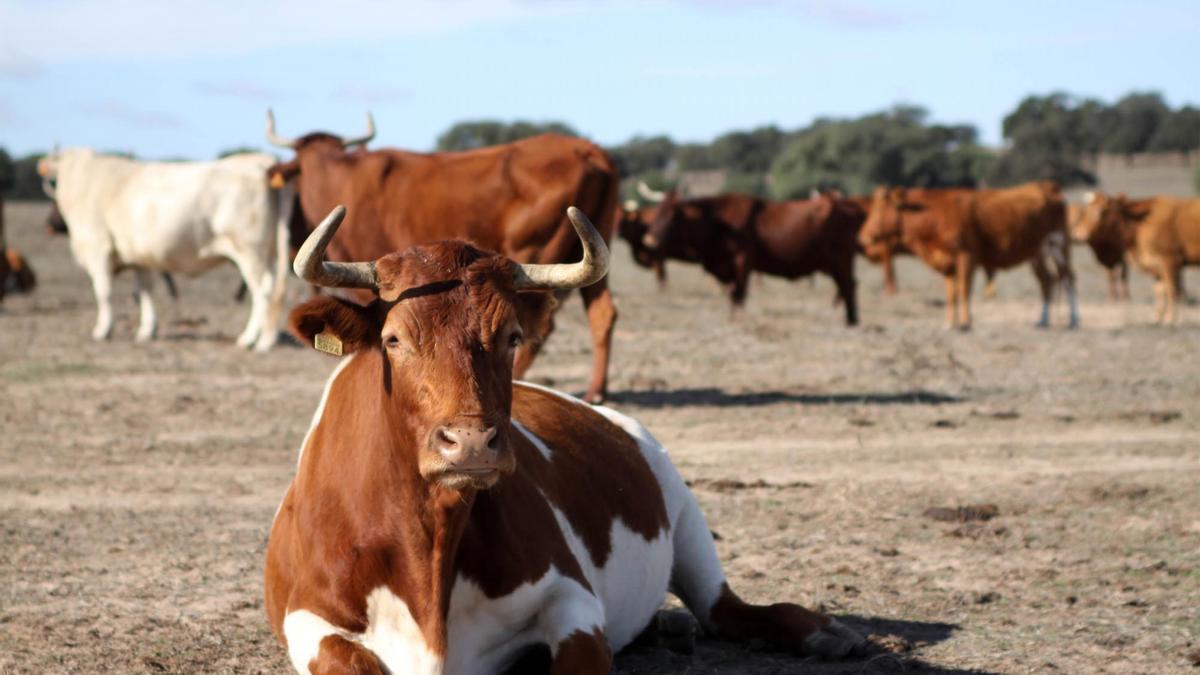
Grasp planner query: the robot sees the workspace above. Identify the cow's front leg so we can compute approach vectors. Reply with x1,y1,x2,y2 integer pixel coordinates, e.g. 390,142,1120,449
539,590,609,674
308,635,386,675
550,628,611,675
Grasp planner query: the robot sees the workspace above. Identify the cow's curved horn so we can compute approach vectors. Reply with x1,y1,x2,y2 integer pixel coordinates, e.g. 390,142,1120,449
293,205,379,289
341,112,376,148
512,207,609,291
637,180,666,203
265,108,299,149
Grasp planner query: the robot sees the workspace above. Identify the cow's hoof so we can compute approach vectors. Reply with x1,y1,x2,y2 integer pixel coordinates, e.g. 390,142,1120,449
1034,321,1049,330
655,610,696,654
801,619,867,661
956,323,972,333
1067,320,1080,330
92,329,112,341
135,329,157,343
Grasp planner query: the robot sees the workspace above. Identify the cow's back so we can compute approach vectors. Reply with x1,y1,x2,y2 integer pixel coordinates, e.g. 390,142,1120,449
972,181,1064,269
1134,196,1200,266
753,198,865,277
320,134,618,269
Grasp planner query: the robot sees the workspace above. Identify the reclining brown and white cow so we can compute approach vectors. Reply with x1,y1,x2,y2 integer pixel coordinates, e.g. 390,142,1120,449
264,205,865,673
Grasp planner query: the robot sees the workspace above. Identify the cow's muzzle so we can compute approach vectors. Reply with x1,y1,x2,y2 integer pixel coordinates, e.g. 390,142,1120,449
426,423,511,490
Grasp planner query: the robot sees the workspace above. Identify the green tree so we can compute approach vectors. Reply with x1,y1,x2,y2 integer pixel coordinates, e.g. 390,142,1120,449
1148,106,1200,152
709,126,788,174
0,148,14,194
435,120,577,151
609,135,675,176
1104,92,1169,154
769,105,986,199
218,146,261,158
989,92,1096,186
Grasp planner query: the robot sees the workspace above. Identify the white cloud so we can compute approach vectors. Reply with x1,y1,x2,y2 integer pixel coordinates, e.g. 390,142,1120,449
194,80,287,101
81,101,182,128
330,84,412,104
0,0,583,64
0,44,44,78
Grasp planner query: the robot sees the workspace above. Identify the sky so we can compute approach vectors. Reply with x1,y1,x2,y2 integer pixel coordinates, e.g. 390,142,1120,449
1,0,1198,160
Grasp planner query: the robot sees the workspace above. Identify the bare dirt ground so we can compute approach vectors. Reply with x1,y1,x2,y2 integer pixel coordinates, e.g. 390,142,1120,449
1,199,1197,674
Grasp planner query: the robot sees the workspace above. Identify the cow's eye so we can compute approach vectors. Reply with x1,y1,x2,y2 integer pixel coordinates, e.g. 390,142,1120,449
384,335,401,349
508,331,523,349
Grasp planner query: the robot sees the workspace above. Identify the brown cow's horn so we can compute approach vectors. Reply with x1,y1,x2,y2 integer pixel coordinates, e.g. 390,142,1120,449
293,205,379,289
512,207,609,291
341,112,376,148
636,181,666,203
265,108,299,149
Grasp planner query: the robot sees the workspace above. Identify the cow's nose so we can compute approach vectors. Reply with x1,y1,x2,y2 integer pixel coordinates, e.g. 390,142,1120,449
432,424,501,465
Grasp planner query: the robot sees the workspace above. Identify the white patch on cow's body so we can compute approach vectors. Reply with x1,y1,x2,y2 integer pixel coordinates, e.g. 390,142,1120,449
445,570,602,674
361,587,444,675
282,590,443,675
511,419,553,459
282,609,345,675
587,400,728,629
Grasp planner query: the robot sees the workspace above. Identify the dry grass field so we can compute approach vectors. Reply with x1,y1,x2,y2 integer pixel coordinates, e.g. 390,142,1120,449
1,199,1197,674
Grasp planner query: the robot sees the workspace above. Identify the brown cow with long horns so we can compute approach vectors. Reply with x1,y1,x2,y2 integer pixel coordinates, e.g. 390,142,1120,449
264,205,866,674
264,111,620,403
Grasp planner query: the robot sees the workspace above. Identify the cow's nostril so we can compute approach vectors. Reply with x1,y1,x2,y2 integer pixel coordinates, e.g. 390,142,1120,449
435,427,463,457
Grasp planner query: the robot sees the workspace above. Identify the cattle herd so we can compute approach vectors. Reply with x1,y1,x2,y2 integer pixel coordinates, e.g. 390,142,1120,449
2,111,1198,674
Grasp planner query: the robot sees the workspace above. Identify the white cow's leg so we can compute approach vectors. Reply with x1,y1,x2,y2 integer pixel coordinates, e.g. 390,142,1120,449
133,268,158,342
254,266,282,352
228,253,267,349
85,257,116,341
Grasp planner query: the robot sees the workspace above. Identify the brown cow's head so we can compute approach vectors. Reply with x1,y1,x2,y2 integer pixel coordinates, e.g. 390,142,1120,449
264,109,375,189
616,200,662,269
1075,191,1149,249
288,205,608,492
858,186,909,262
641,188,684,251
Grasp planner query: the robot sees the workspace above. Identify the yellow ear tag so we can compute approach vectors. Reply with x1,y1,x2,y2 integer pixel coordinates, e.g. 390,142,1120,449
269,173,286,189
314,330,343,356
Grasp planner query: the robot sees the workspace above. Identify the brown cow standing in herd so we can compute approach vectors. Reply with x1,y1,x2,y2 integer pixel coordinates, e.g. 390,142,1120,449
1074,192,1200,324
264,111,620,403
265,205,866,674
633,189,865,325
1068,201,1130,301
859,181,1079,330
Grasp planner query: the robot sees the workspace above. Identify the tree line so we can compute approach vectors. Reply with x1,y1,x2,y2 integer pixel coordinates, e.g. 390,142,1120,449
4,91,1198,201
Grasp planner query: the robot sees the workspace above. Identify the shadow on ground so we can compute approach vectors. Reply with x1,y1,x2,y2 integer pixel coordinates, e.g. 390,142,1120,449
608,387,962,409
605,615,994,674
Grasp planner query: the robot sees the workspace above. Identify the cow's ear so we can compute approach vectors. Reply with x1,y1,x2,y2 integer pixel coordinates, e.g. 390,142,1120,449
268,160,300,189
514,291,558,346
289,296,378,356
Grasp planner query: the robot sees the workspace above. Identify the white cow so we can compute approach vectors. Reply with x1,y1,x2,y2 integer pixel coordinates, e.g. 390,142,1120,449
38,148,292,350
